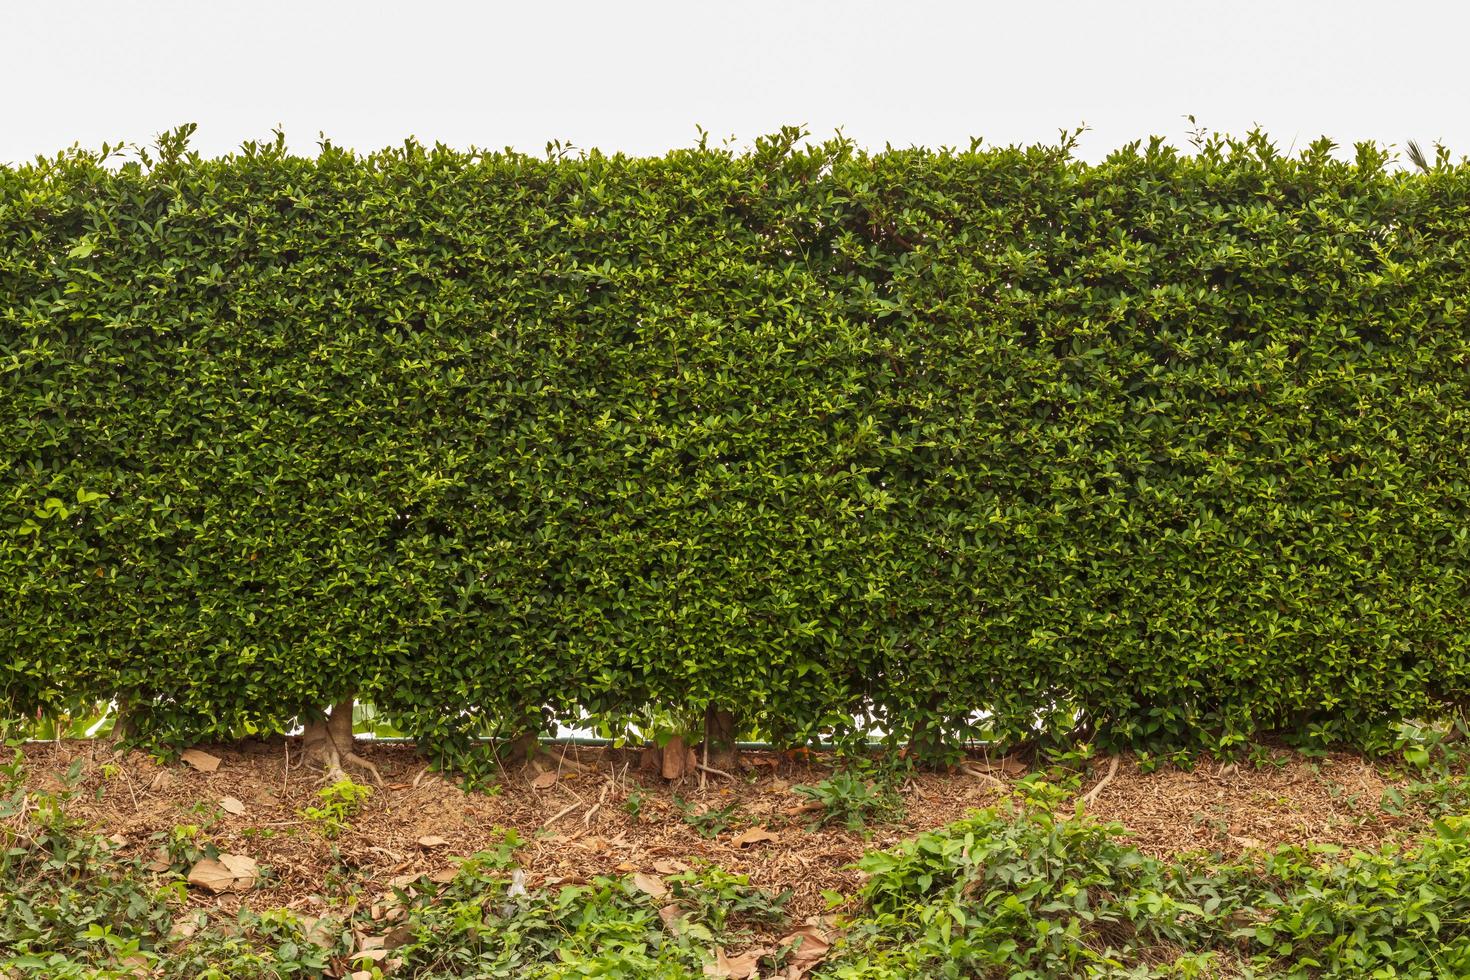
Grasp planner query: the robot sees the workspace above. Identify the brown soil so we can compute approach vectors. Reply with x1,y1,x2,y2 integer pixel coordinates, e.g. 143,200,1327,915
17,739,1421,922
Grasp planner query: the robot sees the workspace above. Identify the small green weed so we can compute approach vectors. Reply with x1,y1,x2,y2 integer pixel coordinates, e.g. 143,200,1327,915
673,796,740,838
792,771,905,831
299,778,373,839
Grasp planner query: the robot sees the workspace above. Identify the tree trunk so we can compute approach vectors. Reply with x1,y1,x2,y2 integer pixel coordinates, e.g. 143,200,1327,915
300,697,382,785
110,699,138,748
655,734,696,780
906,702,952,769
498,729,541,767
703,705,738,770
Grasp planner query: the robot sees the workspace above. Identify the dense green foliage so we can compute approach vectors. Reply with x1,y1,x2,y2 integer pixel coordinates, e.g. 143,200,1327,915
5,126,1470,759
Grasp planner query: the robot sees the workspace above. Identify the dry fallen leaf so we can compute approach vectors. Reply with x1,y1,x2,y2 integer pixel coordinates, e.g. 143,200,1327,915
779,924,833,978
219,796,246,816
179,749,221,773
658,903,684,935
428,867,458,884
298,915,338,948
730,826,778,848
531,771,558,790
631,872,667,898
705,946,770,978
653,859,686,875
186,853,258,894
416,835,449,848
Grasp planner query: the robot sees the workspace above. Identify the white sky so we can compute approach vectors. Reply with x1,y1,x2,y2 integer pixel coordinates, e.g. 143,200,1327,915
4,0,1469,165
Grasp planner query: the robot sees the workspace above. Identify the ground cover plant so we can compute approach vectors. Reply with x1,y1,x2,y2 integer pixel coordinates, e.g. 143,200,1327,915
5,129,1470,775
5,735,1470,978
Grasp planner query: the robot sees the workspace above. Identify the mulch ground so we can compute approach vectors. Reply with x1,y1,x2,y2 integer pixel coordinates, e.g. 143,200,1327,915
17,739,1421,923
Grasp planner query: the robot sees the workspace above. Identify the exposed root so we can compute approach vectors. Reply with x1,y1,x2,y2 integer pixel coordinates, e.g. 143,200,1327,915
338,750,383,786
496,730,541,768
960,765,1006,790
696,763,736,781
1082,755,1121,807
300,697,383,786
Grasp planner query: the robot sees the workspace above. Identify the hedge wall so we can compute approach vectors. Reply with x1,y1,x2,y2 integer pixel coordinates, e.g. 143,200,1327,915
4,127,1470,762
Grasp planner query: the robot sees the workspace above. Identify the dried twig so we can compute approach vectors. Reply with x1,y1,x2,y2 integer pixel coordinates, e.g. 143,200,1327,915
541,801,581,829
583,782,610,826
114,762,141,811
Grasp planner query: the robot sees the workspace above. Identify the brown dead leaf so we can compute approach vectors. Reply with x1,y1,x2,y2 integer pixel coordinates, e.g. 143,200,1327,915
782,801,825,818
219,796,246,816
179,749,221,773
779,924,833,978
428,867,458,884
658,903,684,935
531,771,558,790
632,872,667,898
705,946,770,978
730,826,778,848
653,859,686,875
416,835,449,848
186,853,258,893
383,924,415,949
297,915,338,948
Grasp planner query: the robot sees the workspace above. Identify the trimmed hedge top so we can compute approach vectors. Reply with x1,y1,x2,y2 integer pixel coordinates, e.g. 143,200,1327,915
4,127,1470,762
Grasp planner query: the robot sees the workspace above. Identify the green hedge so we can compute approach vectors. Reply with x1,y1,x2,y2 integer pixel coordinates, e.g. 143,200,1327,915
4,127,1470,762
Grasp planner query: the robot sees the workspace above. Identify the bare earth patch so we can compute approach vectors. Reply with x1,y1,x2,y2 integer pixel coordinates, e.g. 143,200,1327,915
18,740,1420,923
